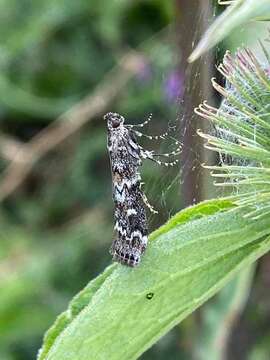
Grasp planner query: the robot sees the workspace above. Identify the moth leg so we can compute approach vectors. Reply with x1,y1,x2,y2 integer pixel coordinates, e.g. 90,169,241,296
140,189,158,214
126,113,153,129
151,141,182,157
151,158,179,167
140,149,179,167
131,128,169,141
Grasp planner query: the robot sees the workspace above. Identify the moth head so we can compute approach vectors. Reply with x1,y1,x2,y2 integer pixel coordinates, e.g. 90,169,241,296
104,112,125,130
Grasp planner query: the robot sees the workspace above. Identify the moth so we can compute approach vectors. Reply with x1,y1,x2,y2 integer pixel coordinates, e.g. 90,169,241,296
105,112,180,267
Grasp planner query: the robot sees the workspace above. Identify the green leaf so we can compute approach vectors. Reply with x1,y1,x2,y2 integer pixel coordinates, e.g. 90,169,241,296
38,199,270,360
189,0,270,62
195,265,255,360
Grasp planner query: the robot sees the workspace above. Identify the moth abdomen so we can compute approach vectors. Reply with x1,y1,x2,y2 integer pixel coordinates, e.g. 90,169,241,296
110,230,147,267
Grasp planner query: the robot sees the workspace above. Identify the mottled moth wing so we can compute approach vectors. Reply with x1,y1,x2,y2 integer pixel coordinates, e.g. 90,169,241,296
105,111,180,267
105,112,148,267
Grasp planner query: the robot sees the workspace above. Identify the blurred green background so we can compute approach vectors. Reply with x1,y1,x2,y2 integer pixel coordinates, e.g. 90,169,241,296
1,1,270,359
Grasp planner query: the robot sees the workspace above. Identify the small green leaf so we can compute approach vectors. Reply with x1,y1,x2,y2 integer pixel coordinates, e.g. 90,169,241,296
38,199,270,360
189,0,270,62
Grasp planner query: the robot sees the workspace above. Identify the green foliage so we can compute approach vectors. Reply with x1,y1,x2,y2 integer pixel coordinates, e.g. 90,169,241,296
0,2,181,359
189,0,270,62
37,26,270,360
0,0,173,118
195,265,255,360
2,1,270,359
193,41,270,360
38,198,270,359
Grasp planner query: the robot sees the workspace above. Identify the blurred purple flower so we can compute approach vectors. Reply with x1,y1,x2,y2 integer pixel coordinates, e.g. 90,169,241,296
164,70,184,102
